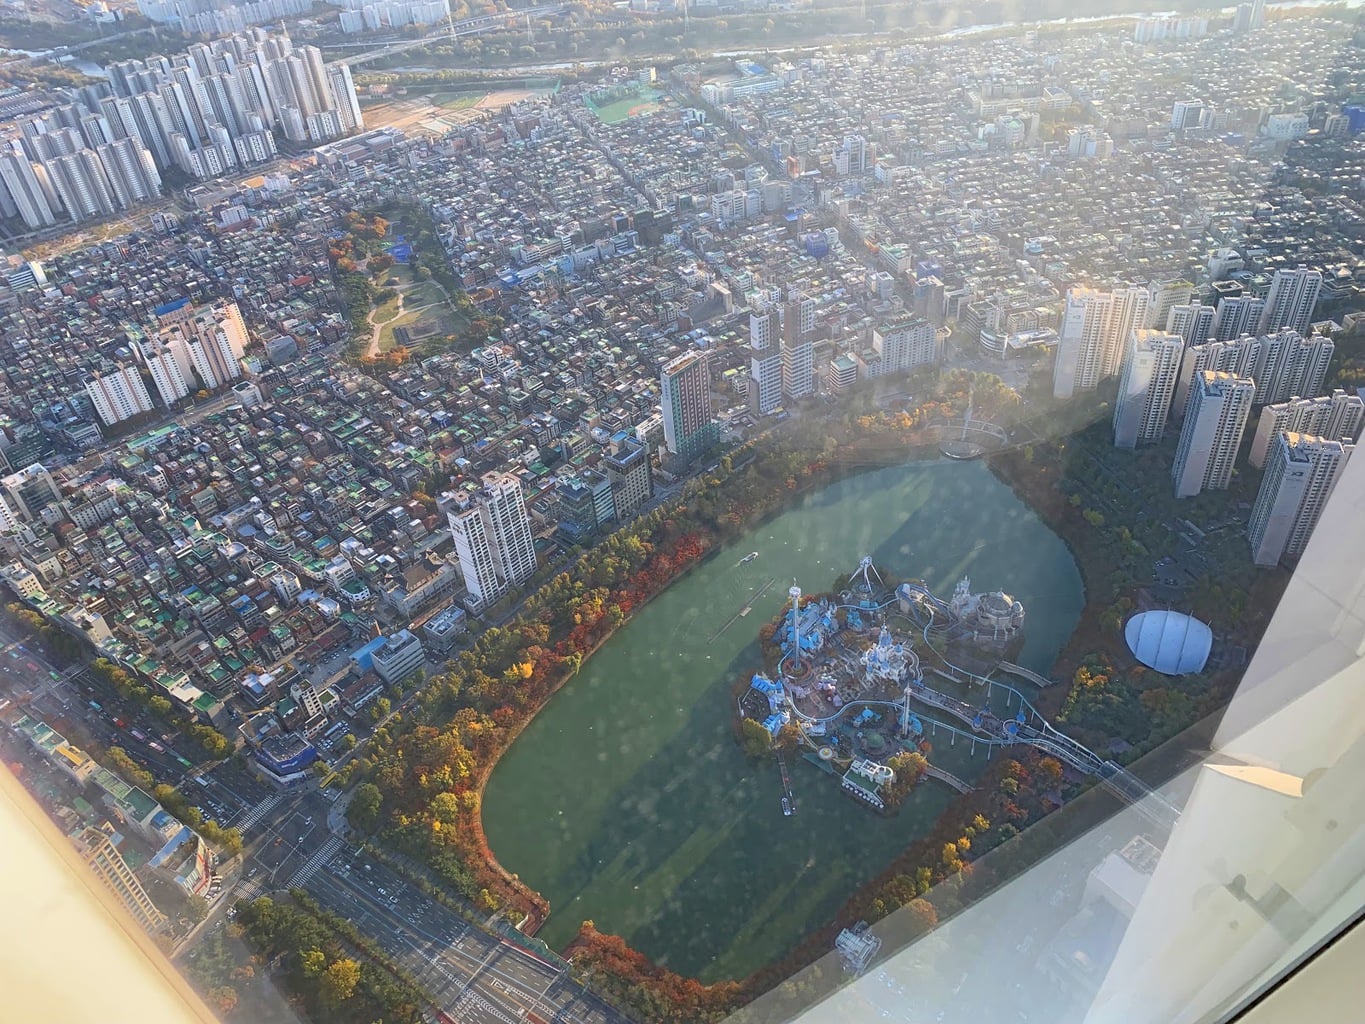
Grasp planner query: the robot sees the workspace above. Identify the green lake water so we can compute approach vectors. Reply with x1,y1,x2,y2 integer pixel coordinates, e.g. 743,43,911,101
482,459,1084,982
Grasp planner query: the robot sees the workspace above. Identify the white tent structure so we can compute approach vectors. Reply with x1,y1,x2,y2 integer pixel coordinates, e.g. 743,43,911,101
1124,610,1213,675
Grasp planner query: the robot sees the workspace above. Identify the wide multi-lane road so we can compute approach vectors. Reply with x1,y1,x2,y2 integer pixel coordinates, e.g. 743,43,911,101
178,770,629,1024
323,5,566,68
0,589,624,1024
301,841,626,1024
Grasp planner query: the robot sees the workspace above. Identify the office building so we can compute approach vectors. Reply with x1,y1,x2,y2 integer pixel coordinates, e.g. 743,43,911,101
661,351,717,465
1171,100,1206,131
1166,302,1215,345
0,463,61,523
370,628,425,685
448,471,537,609
826,353,859,394
1248,433,1351,566
72,825,167,933
871,314,938,376
1172,371,1255,497
602,435,652,520
1052,286,1149,399
85,364,155,426
253,732,318,786
1260,266,1323,336
1248,390,1365,468
558,470,615,540
1213,295,1265,341
422,603,467,653
1113,331,1183,449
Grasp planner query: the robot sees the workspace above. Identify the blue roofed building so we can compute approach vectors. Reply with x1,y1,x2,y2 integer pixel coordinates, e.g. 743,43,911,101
349,634,388,674
252,732,318,786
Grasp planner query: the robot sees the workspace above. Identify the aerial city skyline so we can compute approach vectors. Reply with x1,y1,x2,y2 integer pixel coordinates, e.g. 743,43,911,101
0,2,1360,1022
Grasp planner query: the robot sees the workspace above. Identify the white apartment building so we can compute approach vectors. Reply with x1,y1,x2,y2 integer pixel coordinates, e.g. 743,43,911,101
85,365,154,426
1248,432,1352,566
1173,331,1333,418
1166,302,1215,345
370,628,425,685
1145,280,1194,333
1213,295,1265,341
872,315,938,376
449,502,500,607
136,333,193,406
750,309,778,352
781,335,815,402
1248,390,1365,468
1052,286,1150,399
1255,268,1321,337
750,350,783,415
448,472,537,609
749,308,783,415
1172,371,1255,498
1113,331,1183,449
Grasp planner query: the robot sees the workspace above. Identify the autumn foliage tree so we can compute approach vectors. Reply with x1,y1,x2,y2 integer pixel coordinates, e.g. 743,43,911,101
568,922,743,1024
881,750,928,807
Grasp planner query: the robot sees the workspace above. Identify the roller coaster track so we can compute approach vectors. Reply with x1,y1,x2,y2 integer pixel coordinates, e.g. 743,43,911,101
785,586,1180,832
923,764,973,793
997,661,1055,688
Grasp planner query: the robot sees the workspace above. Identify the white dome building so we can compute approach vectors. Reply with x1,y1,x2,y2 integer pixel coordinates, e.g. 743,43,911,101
1124,610,1212,676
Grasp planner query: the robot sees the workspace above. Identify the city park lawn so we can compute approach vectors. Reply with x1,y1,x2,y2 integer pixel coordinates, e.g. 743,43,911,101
368,263,469,351
377,304,468,352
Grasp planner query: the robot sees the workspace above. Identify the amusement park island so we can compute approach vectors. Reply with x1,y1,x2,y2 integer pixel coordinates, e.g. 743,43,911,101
737,556,1110,818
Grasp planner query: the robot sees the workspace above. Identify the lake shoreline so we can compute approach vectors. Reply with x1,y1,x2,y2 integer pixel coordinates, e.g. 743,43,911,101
480,450,1083,994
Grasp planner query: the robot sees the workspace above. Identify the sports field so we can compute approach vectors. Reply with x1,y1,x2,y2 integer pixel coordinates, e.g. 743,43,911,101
586,86,665,124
